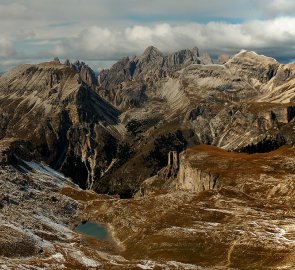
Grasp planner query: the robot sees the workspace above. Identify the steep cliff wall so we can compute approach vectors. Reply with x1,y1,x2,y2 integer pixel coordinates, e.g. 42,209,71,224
177,158,220,192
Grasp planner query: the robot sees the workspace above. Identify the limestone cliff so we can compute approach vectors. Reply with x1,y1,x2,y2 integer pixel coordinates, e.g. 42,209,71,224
177,154,220,192
65,59,98,88
136,151,180,197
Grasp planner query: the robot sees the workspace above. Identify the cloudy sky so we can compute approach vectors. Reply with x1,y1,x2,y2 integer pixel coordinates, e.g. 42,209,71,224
1,0,295,72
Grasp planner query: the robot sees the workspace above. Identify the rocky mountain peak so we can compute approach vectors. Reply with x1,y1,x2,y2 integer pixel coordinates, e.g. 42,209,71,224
63,59,98,88
137,46,165,69
98,46,203,109
192,47,200,58
142,46,163,58
216,53,231,65
64,58,70,66
199,52,213,65
53,57,61,63
230,49,278,64
166,49,200,66
0,61,119,189
225,50,280,84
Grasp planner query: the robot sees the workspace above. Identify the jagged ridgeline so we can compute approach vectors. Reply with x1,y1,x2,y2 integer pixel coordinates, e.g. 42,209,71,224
1,47,295,197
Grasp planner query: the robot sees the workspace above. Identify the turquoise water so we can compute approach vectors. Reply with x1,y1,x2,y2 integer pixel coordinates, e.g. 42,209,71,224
75,221,109,240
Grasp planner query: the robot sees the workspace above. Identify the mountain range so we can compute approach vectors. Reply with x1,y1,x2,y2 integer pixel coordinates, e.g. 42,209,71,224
1,47,295,269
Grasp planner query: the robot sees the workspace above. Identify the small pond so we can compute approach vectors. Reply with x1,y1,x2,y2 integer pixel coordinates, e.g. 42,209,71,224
75,221,109,241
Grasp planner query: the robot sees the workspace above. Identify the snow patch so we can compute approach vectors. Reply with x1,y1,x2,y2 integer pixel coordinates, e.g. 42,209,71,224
168,261,200,269
52,252,65,262
22,160,70,187
136,260,156,269
203,208,233,214
273,226,295,244
34,214,73,238
70,251,101,268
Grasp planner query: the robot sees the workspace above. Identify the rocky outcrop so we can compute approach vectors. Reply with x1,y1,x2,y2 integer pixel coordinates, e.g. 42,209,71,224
65,59,98,88
0,139,35,165
216,53,231,64
155,150,180,180
199,52,213,65
136,151,180,197
53,57,61,63
177,151,220,192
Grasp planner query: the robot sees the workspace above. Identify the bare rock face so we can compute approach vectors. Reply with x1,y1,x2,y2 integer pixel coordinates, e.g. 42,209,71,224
98,46,201,110
216,53,231,64
199,52,213,65
0,61,119,189
136,151,180,197
225,50,279,84
92,48,295,197
166,151,179,176
177,153,220,192
67,60,98,88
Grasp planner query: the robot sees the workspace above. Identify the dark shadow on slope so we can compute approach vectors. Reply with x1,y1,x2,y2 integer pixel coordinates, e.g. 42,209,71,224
76,84,120,125
238,135,286,154
61,155,89,189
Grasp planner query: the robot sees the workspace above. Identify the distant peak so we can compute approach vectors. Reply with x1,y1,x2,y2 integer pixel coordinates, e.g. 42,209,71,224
216,53,231,65
64,59,70,66
192,47,200,57
232,50,278,63
142,46,162,57
53,57,60,63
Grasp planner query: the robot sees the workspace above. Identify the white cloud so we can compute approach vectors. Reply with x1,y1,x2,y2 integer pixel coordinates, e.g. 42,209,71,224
0,3,31,20
46,17,295,62
267,0,295,16
49,44,65,57
1,0,295,72
0,38,16,57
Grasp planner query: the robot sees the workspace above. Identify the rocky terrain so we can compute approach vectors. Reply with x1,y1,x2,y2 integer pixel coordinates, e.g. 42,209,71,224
95,48,295,195
1,139,294,269
1,46,295,269
2,47,295,196
0,137,240,269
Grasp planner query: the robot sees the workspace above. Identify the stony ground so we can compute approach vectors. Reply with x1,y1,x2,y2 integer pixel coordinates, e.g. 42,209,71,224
86,146,295,269
1,140,295,270
0,149,235,269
